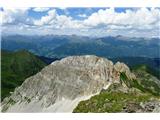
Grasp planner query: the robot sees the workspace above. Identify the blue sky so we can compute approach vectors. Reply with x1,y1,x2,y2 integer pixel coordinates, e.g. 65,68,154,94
28,8,104,20
1,7,160,38
28,7,134,19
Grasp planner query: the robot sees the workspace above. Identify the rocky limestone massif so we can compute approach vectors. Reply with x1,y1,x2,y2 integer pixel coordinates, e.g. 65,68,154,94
1,55,160,112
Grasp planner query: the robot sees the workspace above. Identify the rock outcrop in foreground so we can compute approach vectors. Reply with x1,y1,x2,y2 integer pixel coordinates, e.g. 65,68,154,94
1,55,159,112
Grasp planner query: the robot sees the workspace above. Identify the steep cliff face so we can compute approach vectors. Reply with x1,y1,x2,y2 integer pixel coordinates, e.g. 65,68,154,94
1,55,136,112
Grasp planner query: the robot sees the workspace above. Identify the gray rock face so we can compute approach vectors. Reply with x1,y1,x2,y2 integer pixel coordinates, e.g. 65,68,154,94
122,100,160,113
1,55,135,112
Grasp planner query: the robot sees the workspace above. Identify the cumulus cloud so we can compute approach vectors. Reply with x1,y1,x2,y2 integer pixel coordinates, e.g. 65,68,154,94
83,8,160,30
1,7,160,38
1,8,31,25
32,7,50,12
34,9,57,26
33,9,85,29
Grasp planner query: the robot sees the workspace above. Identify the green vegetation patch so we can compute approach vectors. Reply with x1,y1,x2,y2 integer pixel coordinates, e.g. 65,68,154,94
120,72,132,88
74,71,160,113
1,50,47,101
119,71,160,96
73,90,153,113
131,65,160,96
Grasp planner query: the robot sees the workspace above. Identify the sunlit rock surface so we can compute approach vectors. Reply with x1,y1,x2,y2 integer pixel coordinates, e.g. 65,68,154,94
1,55,137,112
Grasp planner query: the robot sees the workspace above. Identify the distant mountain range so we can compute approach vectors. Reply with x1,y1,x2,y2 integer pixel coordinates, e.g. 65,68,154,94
2,35,160,58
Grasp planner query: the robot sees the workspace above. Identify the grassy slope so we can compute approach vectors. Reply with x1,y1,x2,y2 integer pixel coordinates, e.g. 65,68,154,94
132,65,160,96
1,50,47,100
73,66,160,113
131,64,160,79
73,90,153,113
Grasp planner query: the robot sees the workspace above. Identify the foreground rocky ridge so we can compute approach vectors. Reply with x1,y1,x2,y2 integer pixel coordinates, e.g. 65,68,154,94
73,64,160,113
1,55,159,112
73,81,160,113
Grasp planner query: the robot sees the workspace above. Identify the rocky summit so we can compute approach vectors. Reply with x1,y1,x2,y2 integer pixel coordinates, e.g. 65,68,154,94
1,55,159,113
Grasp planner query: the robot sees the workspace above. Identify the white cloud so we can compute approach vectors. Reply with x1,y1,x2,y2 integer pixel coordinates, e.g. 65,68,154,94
33,9,85,29
78,14,87,18
34,9,57,26
32,7,50,12
83,8,160,30
1,8,31,25
58,7,67,10
1,7,160,38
